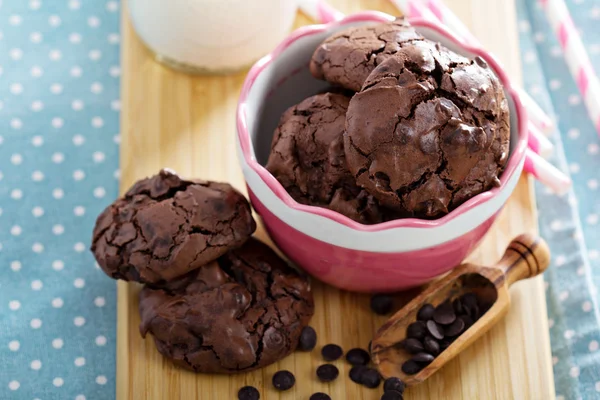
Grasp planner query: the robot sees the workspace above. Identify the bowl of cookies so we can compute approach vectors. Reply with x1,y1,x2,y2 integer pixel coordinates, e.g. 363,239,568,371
236,12,528,292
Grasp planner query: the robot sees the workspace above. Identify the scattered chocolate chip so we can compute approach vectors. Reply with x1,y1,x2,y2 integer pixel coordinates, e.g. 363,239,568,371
433,300,456,325
412,352,435,363
444,317,466,337
349,365,368,384
401,359,423,374
440,339,453,351
310,393,331,400
371,294,394,315
272,370,295,391
381,390,404,400
361,368,382,388
346,348,370,366
426,320,444,340
321,344,343,361
423,335,440,356
452,298,463,314
474,56,488,68
416,303,435,321
298,326,317,351
383,377,405,393
459,314,474,329
406,321,427,340
238,386,260,400
468,303,480,320
317,364,339,382
461,293,478,309
401,338,424,354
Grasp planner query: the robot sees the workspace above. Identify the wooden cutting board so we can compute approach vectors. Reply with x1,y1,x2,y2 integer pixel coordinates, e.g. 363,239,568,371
117,1,555,399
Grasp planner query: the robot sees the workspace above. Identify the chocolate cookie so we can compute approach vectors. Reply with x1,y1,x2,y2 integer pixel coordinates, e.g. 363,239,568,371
91,169,256,284
310,18,424,92
265,92,382,224
139,238,314,373
344,40,510,218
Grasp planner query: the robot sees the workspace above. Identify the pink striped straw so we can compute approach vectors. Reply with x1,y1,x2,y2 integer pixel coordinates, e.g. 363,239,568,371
541,0,600,137
525,149,572,195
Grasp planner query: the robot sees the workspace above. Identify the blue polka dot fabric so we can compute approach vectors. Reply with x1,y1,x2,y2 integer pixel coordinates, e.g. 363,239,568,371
0,0,119,399
517,0,600,399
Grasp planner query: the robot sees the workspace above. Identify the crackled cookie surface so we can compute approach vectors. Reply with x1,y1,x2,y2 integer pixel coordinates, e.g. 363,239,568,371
91,169,256,284
344,40,510,218
139,238,314,373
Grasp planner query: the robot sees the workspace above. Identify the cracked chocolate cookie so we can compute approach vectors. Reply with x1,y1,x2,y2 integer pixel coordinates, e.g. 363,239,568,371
310,18,424,92
265,92,383,224
139,238,314,373
91,169,256,284
344,40,510,218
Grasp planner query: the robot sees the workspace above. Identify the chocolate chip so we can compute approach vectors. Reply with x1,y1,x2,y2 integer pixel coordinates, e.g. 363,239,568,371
272,370,295,391
401,359,422,374
426,320,444,340
310,393,331,400
412,352,435,363
349,365,368,384
238,386,260,400
423,335,440,355
433,300,456,325
381,390,404,400
361,368,381,388
298,326,317,351
383,377,405,393
406,321,427,340
371,294,394,315
346,348,370,366
440,339,453,351
452,298,463,315
416,303,435,321
461,293,478,309
474,56,488,68
444,317,466,337
400,338,424,354
317,364,339,382
321,344,343,361
459,314,474,329
468,303,480,320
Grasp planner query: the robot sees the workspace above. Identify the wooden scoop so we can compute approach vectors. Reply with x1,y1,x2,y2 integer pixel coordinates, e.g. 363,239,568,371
371,234,550,387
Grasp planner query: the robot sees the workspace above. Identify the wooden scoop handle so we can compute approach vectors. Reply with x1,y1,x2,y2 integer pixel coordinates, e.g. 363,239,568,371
495,234,551,286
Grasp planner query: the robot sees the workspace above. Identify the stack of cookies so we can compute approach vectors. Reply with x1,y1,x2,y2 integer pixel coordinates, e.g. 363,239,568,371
91,169,315,373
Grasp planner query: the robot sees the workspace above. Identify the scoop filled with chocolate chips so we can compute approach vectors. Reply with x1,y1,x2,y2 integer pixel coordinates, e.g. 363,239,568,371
370,234,550,386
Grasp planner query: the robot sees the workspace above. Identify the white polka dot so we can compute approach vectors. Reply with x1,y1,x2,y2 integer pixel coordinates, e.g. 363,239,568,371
74,206,85,216
559,290,569,301
52,152,64,163
556,396,565,400
550,46,562,57
10,225,22,236
73,134,85,146
52,117,64,128
588,143,599,155
74,278,85,288
52,338,63,349
31,171,44,181
569,94,581,105
582,301,592,312
74,316,85,327
577,266,585,276
69,32,81,44
590,340,599,352
52,260,64,271
73,170,85,181
9,14,22,25
88,16,101,27
53,377,64,387
91,82,103,94
52,224,64,235
519,20,530,33
9,300,21,310
11,153,22,165
92,117,104,128
70,66,82,77
94,297,106,307
89,49,102,61
570,366,580,378
71,99,84,111
74,242,86,253
32,242,44,253
555,255,566,266
109,66,121,77
50,83,63,94
550,220,563,231
96,375,107,385
108,33,120,44
564,329,575,339
10,261,21,271
31,135,44,146
11,189,23,200
591,43,600,54
548,318,554,328
31,100,44,111
549,79,561,90
524,51,536,64
8,381,20,391
29,0,42,10
10,83,23,94
93,187,106,198
30,31,42,43
69,0,80,9
30,65,43,77
587,214,598,225
8,340,20,351
111,99,121,110
592,6,600,19
106,1,119,11
30,318,42,329
52,298,63,308
48,14,61,26
11,119,23,129
114,169,120,179
95,335,107,346
32,206,44,217
590,250,599,259
552,356,558,365
31,280,42,290
49,49,62,60
588,179,598,190
30,360,41,370
9,48,22,60
567,128,580,139
113,135,121,144
53,188,64,199
74,357,86,367
76,396,86,400
93,151,105,163
569,163,580,173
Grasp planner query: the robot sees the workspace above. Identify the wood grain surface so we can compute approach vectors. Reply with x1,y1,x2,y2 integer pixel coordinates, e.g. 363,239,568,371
118,1,555,399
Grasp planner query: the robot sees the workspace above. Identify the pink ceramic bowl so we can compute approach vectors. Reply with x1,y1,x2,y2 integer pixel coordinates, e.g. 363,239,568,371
236,12,528,292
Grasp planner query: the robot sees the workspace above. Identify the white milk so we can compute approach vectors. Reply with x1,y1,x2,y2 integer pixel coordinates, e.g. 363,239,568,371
129,0,299,74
